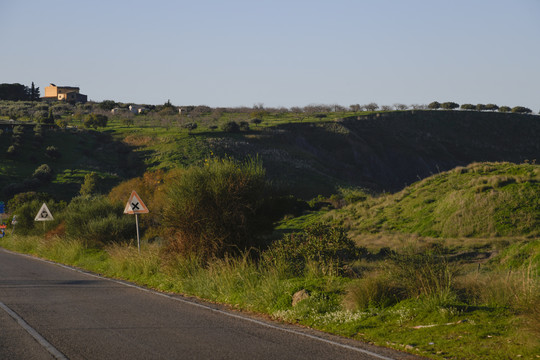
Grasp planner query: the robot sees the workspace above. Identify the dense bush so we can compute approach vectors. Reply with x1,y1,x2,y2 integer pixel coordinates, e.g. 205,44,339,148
221,121,240,133
45,146,61,159
163,157,274,259
32,164,53,182
264,223,362,276
84,113,109,128
63,196,134,246
239,121,250,131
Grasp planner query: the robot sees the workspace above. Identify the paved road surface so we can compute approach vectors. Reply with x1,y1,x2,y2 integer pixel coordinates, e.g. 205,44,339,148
0,248,423,360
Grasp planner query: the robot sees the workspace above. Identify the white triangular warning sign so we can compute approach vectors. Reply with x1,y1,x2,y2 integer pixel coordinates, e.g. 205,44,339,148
35,203,54,221
124,191,149,214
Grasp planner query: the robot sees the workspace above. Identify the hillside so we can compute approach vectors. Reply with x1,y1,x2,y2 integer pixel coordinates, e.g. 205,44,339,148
0,124,143,201
1,110,539,201
205,110,540,197
328,162,539,239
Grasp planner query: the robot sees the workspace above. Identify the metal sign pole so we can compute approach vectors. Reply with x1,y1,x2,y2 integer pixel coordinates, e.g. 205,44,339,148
135,213,140,254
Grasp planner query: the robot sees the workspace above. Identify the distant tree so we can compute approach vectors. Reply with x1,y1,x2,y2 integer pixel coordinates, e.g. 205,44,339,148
393,103,408,111
331,104,346,112
314,114,327,119
33,164,53,183
441,102,459,110
364,102,379,111
56,118,69,129
122,118,134,127
250,109,269,119
239,121,250,131
476,104,486,111
410,104,427,110
381,105,392,111
99,100,117,110
7,145,17,157
222,121,240,133
0,83,30,101
182,122,198,134
485,104,499,111
45,146,61,159
460,104,475,110
30,82,40,102
250,118,263,127
511,106,532,114
13,125,25,135
498,106,511,113
84,114,108,129
428,101,441,110
79,172,98,196
349,104,361,112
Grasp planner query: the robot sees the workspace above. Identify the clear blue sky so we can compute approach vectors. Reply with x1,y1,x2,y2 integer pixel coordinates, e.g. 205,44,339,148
1,0,539,110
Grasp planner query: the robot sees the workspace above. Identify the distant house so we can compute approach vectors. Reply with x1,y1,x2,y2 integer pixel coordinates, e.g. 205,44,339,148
129,105,148,114
43,83,87,103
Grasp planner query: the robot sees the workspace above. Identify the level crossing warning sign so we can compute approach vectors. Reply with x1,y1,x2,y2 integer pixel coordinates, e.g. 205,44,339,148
124,191,149,214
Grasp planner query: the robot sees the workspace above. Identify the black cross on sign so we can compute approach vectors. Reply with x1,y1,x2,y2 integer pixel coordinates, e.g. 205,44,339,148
131,202,140,210
41,211,48,218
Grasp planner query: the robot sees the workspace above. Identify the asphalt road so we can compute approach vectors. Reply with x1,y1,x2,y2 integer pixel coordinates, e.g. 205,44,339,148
0,248,423,360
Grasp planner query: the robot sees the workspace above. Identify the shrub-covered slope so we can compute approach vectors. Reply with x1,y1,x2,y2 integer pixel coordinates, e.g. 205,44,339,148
333,162,540,238
206,110,540,197
0,125,143,201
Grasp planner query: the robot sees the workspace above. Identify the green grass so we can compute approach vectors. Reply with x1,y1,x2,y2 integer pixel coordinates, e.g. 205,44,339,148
329,162,540,239
1,234,538,359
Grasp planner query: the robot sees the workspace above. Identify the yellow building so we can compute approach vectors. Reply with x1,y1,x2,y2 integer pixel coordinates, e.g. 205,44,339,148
43,83,87,103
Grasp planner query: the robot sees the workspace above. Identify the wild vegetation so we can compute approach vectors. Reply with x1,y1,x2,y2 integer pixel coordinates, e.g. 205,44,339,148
1,95,539,359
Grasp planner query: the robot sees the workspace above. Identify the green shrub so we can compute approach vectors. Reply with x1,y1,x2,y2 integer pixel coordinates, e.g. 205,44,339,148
221,121,240,133
265,223,361,276
163,157,274,259
7,145,17,156
32,164,53,182
45,146,61,159
239,121,250,131
63,196,134,247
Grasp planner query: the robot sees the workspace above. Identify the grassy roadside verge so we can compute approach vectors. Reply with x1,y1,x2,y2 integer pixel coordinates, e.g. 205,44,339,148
1,234,538,359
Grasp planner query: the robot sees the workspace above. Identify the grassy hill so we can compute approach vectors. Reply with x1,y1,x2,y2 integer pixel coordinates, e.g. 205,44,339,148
328,162,539,240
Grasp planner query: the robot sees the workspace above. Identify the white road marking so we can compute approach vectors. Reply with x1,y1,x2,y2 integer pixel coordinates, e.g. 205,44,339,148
2,249,397,360
0,301,68,360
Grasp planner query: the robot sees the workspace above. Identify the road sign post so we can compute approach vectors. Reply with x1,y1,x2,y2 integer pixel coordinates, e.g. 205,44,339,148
11,215,18,235
123,191,149,253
